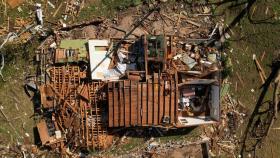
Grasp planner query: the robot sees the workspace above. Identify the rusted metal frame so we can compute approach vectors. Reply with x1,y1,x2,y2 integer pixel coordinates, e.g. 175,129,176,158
158,71,161,125
129,80,132,126
146,80,149,125
152,74,155,125
123,80,126,126
141,83,143,126
169,80,172,123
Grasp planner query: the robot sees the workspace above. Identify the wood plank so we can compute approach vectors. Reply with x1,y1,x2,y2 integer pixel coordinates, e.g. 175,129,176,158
170,82,175,123
108,83,113,127
122,80,126,126
117,85,121,126
152,77,155,125
157,77,161,125
130,81,138,126
129,80,132,126
153,81,159,125
119,82,124,126
113,85,119,126
159,81,164,124
137,82,141,125
174,73,178,124
169,81,172,123
124,81,130,127
142,83,147,125
148,82,153,125
164,81,170,118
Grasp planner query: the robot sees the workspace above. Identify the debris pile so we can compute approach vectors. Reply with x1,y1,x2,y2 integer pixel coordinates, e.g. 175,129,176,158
16,1,224,156
110,135,211,158
144,138,210,158
202,90,248,156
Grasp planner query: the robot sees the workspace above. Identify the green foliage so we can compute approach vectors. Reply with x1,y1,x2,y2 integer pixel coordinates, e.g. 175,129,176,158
221,53,233,79
79,0,144,20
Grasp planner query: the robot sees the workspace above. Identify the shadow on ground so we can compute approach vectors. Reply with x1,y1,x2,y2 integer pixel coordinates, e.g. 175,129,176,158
240,60,280,157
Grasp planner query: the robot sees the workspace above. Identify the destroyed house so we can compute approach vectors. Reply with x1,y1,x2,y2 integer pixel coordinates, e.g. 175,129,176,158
105,35,220,127
36,34,221,149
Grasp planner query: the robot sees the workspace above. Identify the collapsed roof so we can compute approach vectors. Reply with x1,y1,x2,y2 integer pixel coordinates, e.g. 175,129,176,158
33,5,223,153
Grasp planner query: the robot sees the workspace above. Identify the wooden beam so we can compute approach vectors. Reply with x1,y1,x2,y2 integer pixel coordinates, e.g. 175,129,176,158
235,72,245,87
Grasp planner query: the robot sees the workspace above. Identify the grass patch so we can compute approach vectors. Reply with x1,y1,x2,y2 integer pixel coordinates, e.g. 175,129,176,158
214,0,280,157
0,38,39,145
78,0,143,21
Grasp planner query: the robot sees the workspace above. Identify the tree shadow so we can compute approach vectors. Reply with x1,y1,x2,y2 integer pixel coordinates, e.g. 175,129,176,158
224,0,257,35
239,60,280,157
108,126,197,138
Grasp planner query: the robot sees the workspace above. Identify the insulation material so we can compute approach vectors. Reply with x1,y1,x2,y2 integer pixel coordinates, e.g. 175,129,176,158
88,40,111,80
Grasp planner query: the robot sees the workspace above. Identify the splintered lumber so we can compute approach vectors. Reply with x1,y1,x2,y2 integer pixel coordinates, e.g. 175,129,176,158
184,19,201,27
272,127,280,130
253,54,266,84
52,2,63,17
161,13,175,22
251,6,257,19
180,13,201,27
261,51,266,61
235,72,244,87
59,18,104,31
176,12,182,27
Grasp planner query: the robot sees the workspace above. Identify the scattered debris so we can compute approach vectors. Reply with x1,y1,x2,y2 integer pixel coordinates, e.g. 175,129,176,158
7,0,24,9
253,54,267,84
202,89,248,156
29,3,224,155
0,1,252,157
35,3,43,25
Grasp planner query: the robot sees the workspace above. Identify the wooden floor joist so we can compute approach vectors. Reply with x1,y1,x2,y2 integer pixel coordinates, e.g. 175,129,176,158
107,78,177,127
47,66,108,149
